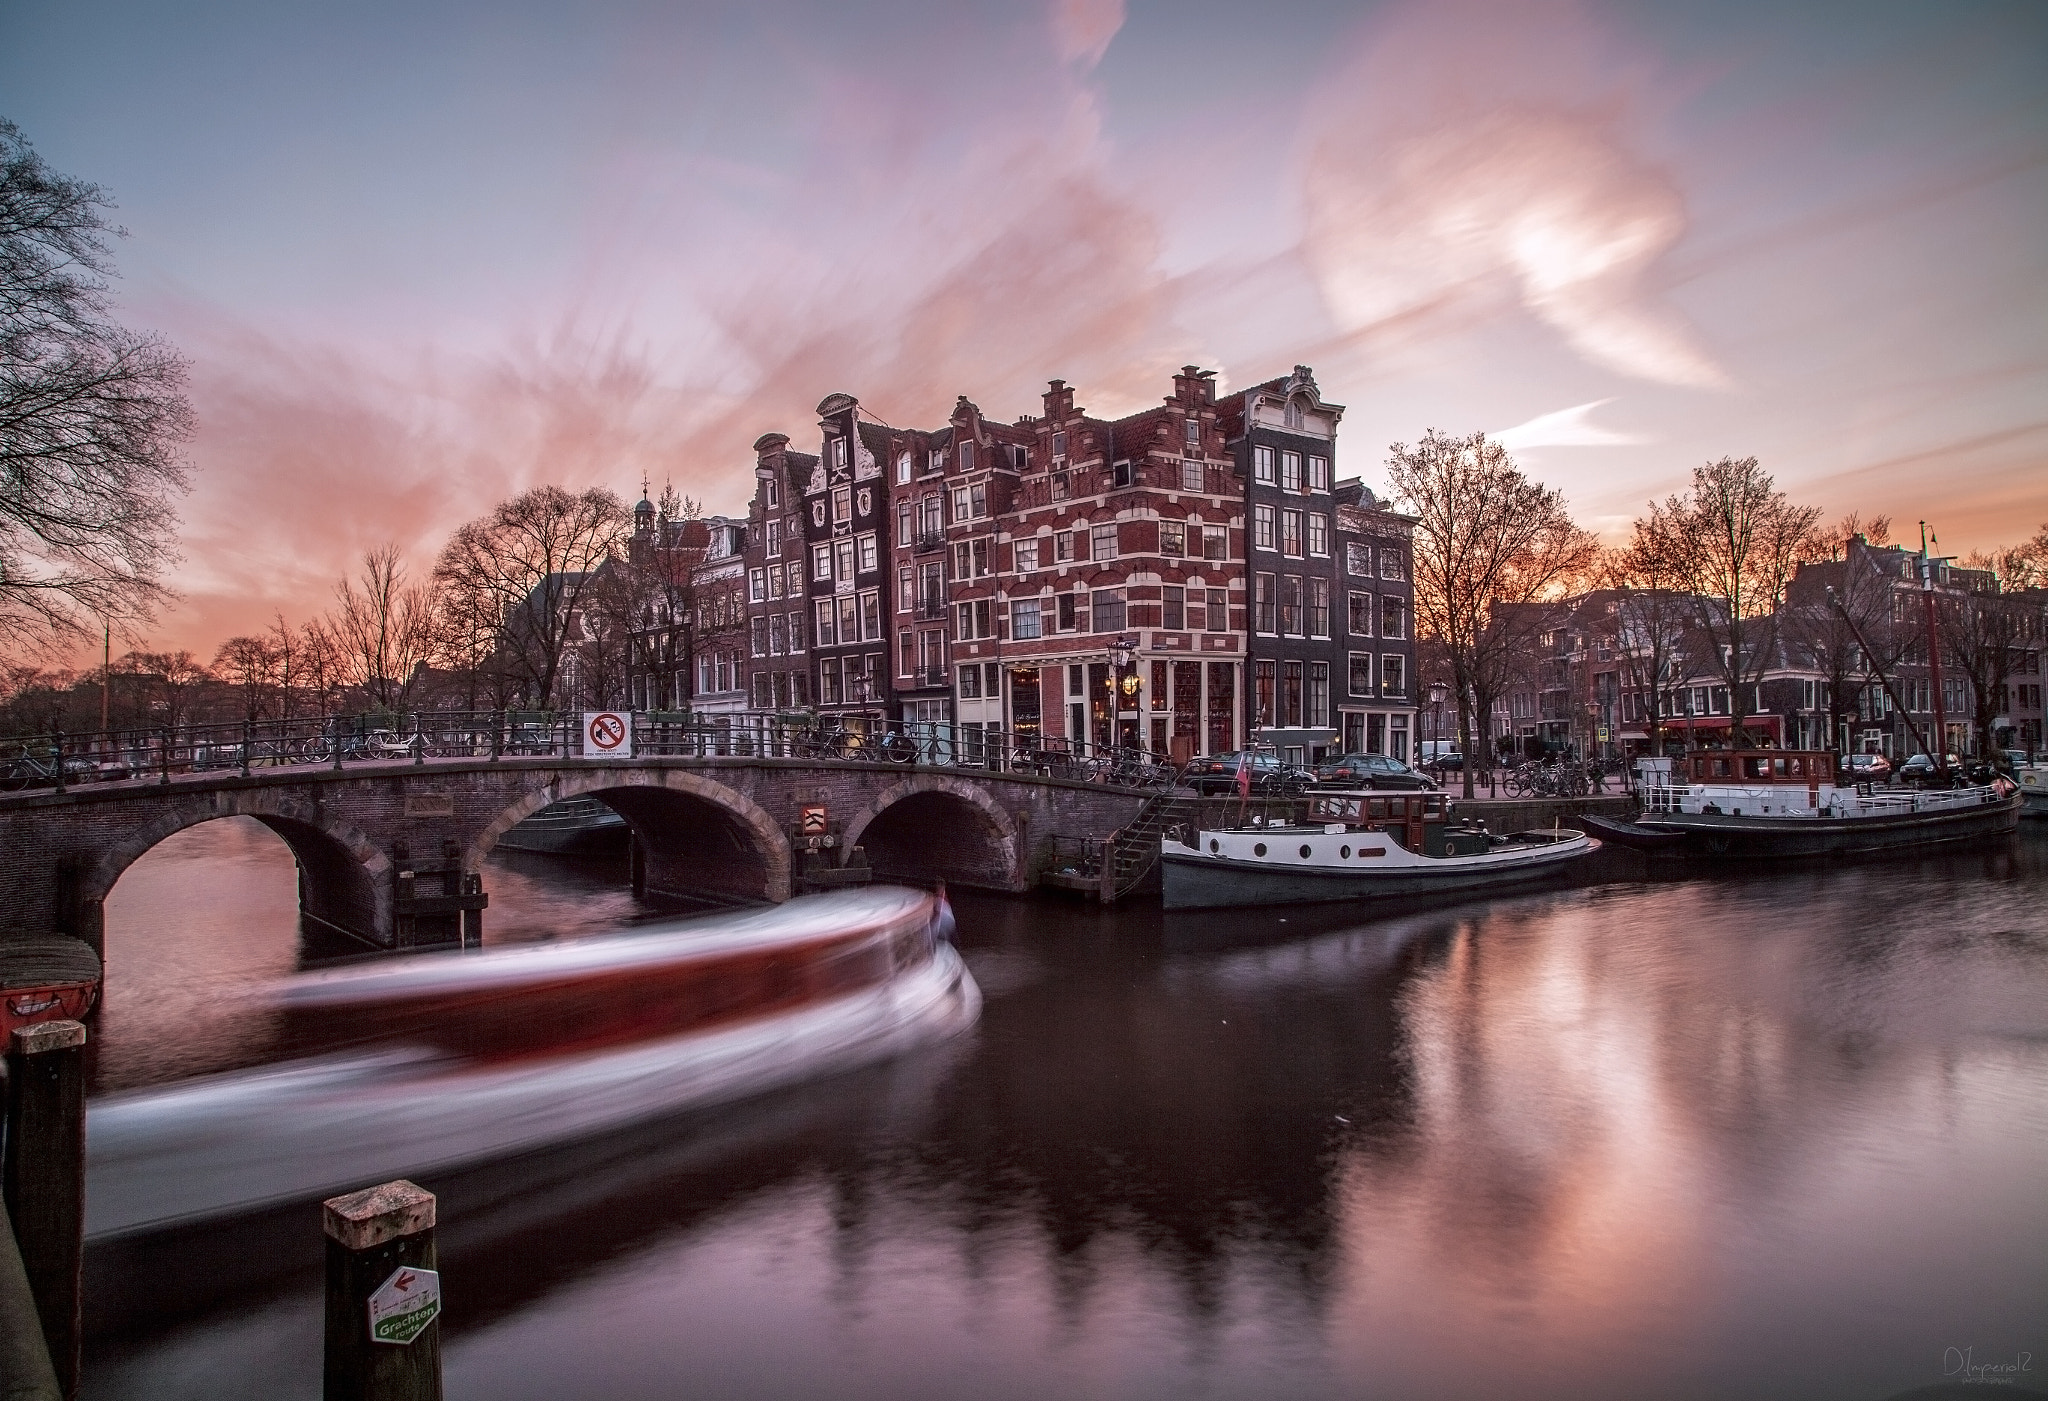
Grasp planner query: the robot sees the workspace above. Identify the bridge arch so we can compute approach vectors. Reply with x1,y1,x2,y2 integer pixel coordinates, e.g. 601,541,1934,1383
471,768,789,906
843,775,1021,892
81,795,389,948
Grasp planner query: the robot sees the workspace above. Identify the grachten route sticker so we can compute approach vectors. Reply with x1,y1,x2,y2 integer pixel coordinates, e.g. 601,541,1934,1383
368,1265,442,1346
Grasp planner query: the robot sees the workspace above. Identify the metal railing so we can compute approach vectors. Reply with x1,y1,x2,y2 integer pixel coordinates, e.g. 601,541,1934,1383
0,712,1186,792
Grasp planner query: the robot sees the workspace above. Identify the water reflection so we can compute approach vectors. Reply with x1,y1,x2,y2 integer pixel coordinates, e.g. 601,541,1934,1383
86,830,2048,1401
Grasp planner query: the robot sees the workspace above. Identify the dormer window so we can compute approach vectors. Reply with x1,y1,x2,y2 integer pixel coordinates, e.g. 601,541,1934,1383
1285,399,1305,429
1051,430,1067,461
959,441,975,473
832,437,848,468
1184,418,1200,448
896,452,912,485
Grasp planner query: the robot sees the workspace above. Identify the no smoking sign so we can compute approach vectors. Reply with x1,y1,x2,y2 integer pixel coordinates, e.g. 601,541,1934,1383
582,711,633,758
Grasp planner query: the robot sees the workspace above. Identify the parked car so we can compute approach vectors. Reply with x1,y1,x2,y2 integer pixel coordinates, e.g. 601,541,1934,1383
1182,750,1313,796
1839,752,1893,783
1313,753,1438,791
1895,753,1962,787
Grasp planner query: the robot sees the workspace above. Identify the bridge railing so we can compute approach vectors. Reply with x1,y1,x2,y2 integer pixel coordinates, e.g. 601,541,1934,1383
1,711,1185,792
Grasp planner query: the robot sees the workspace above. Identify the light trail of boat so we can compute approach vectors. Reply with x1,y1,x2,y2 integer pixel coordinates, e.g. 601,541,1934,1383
85,888,979,1241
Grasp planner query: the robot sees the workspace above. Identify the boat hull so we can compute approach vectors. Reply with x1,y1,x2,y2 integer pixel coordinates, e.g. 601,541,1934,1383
495,799,630,855
1161,835,1593,910
1634,791,2020,858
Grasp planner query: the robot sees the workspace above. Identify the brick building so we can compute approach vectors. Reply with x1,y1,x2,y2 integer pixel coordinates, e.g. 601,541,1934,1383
741,433,817,714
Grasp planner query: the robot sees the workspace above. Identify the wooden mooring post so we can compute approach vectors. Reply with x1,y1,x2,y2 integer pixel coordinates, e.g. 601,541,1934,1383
323,1179,443,1401
3,1019,87,1399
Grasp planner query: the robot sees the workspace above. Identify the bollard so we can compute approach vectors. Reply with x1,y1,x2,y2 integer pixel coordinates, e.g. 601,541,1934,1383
4,1020,86,1399
323,1180,443,1401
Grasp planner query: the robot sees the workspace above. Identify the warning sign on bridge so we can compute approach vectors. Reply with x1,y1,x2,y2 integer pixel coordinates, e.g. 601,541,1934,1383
582,711,633,759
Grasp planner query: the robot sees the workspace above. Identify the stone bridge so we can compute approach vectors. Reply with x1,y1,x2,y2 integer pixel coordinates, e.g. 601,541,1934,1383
0,757,1151,953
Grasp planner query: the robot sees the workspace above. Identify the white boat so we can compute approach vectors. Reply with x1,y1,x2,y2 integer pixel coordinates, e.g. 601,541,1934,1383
1160,790,1596,910
1588,749,2021,857
2017,763,2048,820
85,887,978,1240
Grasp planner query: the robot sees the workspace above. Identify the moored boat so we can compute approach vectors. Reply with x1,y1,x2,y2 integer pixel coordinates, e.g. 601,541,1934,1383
1161,790,1596,910
85,886,978,1239
2017,763,2048,820
1620,749,2020,857
496,796,631,855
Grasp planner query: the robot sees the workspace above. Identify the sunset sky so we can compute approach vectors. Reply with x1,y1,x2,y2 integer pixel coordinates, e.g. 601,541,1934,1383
5,0,2045,657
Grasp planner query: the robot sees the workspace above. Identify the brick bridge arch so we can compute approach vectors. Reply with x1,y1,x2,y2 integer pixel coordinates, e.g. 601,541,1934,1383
842,774,1022,890
79,793,390,949
468,767,790,906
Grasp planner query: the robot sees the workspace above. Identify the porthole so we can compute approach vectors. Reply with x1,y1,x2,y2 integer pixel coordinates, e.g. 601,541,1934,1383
1209,838,1220,853
1340,845,1351,858
1253,842,1268,857
1299,844,1313,859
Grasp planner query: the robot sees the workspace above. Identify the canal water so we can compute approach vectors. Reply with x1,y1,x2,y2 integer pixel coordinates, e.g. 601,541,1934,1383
83,819,2047,1400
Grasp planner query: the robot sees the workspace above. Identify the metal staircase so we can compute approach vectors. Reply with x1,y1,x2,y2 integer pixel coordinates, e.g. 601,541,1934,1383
1102,788,1197,902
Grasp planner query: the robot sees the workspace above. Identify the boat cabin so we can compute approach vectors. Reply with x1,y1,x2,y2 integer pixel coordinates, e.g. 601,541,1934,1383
1302,791,1489,857
1680,750,1836,785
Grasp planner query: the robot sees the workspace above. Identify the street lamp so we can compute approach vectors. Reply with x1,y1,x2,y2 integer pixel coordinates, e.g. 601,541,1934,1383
1107,635,1138,752
1428,680,1447,743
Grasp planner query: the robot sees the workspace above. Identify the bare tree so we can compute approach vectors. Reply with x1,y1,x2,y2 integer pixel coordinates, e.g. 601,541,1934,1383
431,486,628,709
212,633,280,721
1601,531,1694,754
1787,546,1906,756
1639,457,1820,748
1386,429,1599,797
0,118,193,651
296,617,343,714
329,544,436,712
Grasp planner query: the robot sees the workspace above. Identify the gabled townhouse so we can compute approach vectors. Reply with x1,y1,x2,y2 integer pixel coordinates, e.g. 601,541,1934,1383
741,433,818,714
1332,483,1419,761
799,395,895,736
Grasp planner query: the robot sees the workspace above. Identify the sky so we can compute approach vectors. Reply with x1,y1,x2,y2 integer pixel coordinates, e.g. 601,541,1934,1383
4,0,2045,658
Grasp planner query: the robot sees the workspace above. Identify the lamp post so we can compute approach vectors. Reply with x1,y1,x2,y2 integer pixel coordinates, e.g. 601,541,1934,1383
1108,635,1138,753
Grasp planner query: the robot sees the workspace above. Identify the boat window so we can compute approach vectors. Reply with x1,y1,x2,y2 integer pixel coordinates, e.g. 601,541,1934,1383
1774,758,1788,777
1788,757,1804,777
1340,845,1351,858
1299,844,1313,859
1254,843,1267,857
1712,759,1731,778
1209,839,1219,853
1368,799,1387,820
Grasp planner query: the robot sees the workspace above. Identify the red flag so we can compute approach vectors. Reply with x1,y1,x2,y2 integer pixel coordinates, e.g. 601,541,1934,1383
1235,750,1252,799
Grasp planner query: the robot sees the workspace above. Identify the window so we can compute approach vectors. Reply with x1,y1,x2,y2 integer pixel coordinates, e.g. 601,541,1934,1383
1382,654,1406,696
959,441,975,473
1254,445,1276,485
748,568,767,603
750,616,768,657
764,477,780,508
815,599,837,647
1181,459,1203,491
1091,524,1119,560
1282,661,1303,727
1380,549,1405,581
1281,509,1303,557
897,504,913,545
1163,585,1185,631
1207,588,1229,632
820,658,842,705
1306,514,1328,556
1280,574,1303,634
812,544,832,582
832,486,851,523
834,539,855,582
1051,430,1067,461
1309,663,1330,725
1308,578,1330,637
1113,459,1134,488
857,532,878,572
959,665,981,699
1284,399,1305,429
1349,653,1374,695
1255,573,1276,633
1254,505,1277,551
896,452,912,485
951,487,970,523
953,537,990,577
811,500,825,528
1349,591,1375,636
1381,596,1405,639
900,631,917,675
1051,472,1070,502
788,610,805,651
1204,526,1227,561
897,567,914,612
919,562,944,613
1347,541,1372,576
768,567,783,601
1091,589,1126,634
765,520,782,557
1255,659,1276,726
785,561,804,594
1184,418,1200,448
1011,598,1043,640
1058,593,1079,631
1160,520,1186,557
769,614,786,655
1015,538,1040,572
970,482,987,517
1055,531,1074,563
1308,456,1329,491
919,495,942,535
1281,451,1303,492
860,590,881,640
957,599,993,640
832,437,848,469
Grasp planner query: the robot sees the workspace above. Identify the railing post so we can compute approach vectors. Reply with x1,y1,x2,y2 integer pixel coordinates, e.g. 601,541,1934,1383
5,1020,87,1398
333,715,346,772
158,726,171,786
323,1180,442,1401
241,718,253,777
50,731,65,795
490,711,502,762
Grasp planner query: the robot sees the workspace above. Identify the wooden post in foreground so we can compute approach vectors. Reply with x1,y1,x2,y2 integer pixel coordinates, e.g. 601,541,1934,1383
323,1180,443,1401
3,1019,87,1399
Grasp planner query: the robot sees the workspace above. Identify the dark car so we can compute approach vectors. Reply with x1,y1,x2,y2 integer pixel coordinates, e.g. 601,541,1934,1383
1182,750,1313,796
1895,753,1962,787
1839,752,1893,783
1313,753,1438,791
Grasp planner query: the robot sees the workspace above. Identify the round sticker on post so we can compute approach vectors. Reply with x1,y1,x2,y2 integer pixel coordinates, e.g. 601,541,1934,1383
582,711,633,759
368,1265,441,1346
